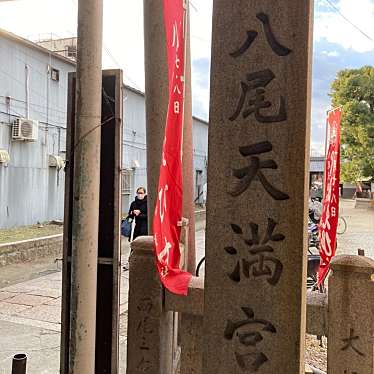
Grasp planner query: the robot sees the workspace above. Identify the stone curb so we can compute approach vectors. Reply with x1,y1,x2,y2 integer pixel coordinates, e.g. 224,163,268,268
0,234,63,267
0,209,207,268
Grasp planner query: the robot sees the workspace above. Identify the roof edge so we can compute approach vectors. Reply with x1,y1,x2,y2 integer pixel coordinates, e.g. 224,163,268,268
123,84,209,125
0,28,76,66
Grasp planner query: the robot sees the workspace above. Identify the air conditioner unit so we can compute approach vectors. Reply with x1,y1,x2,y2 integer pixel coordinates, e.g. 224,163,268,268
0,149,10,165
131,159,140,169
12,118,39,141
48,154,65,169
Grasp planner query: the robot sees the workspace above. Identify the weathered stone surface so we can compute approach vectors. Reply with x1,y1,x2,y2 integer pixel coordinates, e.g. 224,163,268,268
165,276,204,316
203,1,313,373
126,236,173,374
328,255,374,374
5,294,53,307
306,291,328,336
180,314,203,374
0,302,31,315
0,291,15,301
17,304,61,324
0,234,62,267
143,0,168,231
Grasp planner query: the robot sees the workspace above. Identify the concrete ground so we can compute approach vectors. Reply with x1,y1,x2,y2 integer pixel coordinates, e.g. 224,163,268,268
336,199,374,258
0,199,372,373
0,230,206,374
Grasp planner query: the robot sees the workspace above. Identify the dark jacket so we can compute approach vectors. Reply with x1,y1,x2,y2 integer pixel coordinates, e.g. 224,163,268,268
128,195,148,240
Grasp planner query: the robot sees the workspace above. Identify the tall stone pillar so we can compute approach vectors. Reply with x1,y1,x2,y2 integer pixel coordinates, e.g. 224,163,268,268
182,7,196,272
126,237,174,374
144,0,168,231
203,1,313,373
144,0,195,270
328,255,374,374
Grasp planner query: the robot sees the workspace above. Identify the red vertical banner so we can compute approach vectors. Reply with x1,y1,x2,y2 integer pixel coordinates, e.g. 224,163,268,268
318,107,342,285
153,0,192,295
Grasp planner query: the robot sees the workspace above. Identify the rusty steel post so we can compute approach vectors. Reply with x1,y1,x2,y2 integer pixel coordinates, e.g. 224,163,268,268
11,354,27,374
69,0,103,373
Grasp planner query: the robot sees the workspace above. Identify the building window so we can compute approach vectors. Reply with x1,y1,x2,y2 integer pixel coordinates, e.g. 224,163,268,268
121,169,134,196
51,68,60,81
67,45,77,58
121,169,134,214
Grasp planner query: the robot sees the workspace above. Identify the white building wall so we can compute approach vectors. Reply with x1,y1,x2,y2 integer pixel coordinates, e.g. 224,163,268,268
0,33,74,228
0,31,209,228
121,87,209,212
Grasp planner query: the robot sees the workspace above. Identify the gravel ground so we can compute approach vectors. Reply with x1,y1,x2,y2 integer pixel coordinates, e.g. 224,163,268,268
305,334,327,372
304,199,373,373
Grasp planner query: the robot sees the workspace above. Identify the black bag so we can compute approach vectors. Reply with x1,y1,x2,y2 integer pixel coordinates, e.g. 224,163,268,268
121,217,133,237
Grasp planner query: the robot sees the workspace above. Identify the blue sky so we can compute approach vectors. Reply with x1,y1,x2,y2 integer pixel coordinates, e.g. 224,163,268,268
189,0,374,154
0,0,373,154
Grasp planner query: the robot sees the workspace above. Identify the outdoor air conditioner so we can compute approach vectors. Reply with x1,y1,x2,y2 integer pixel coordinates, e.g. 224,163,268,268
12,118,39,141
48,154,65,169
0,149,10,165
131,159,140,169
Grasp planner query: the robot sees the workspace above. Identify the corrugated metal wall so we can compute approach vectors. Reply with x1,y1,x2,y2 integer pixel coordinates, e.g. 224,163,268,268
0,34,74,228
0,33,209,229
122,87,209,212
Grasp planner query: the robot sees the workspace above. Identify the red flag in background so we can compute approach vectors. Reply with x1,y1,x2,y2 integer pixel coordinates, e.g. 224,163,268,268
318,107,342,285
153,0,192,295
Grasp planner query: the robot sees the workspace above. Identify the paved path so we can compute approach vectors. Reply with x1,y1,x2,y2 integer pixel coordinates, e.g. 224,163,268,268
0,230,206,374
0,200,372,372
336,199,374,258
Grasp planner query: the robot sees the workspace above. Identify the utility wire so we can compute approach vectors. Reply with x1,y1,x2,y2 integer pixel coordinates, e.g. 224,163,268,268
70,0,143,91
322,0,374,44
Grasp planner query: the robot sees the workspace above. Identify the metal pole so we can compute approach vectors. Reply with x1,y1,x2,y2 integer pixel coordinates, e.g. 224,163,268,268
69,0,103,373
324,110,329,159
11,354,27,374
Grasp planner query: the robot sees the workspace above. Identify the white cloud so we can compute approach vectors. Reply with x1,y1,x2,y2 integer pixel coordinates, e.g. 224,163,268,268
0,0,77,39
189,0,212,119
190,0,212,61
321,50,340,57
0,0,146,89
314,0,374,53
310,141,325,156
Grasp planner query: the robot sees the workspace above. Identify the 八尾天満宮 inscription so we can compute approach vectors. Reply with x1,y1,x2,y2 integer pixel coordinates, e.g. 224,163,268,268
225,218,284,285
225,306,276,371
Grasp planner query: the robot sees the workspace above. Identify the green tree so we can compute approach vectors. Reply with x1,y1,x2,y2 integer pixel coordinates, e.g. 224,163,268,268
330,66,374,185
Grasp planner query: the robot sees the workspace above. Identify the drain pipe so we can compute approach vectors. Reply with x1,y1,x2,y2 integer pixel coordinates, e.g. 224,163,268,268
25,65,30,119
11,353,27,374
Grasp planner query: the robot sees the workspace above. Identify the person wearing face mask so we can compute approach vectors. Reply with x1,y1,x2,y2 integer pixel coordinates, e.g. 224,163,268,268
128,186,148,241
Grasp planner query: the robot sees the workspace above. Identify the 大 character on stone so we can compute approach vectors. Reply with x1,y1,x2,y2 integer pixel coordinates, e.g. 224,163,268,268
224,306,276,371
341,328,365,357
136,356,152,372
229,141,289,200
225,218,284,285
229,69,287,123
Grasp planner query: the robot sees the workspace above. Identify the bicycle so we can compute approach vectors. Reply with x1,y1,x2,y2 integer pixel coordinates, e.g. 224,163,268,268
337,216,347,235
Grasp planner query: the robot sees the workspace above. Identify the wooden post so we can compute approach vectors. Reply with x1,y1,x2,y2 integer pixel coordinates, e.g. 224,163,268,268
60,70,122,373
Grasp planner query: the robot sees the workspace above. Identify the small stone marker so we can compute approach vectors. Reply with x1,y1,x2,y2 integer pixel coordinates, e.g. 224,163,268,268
203,1,313,373
357,248,365,256
126,236,173,374
328,255,374,374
